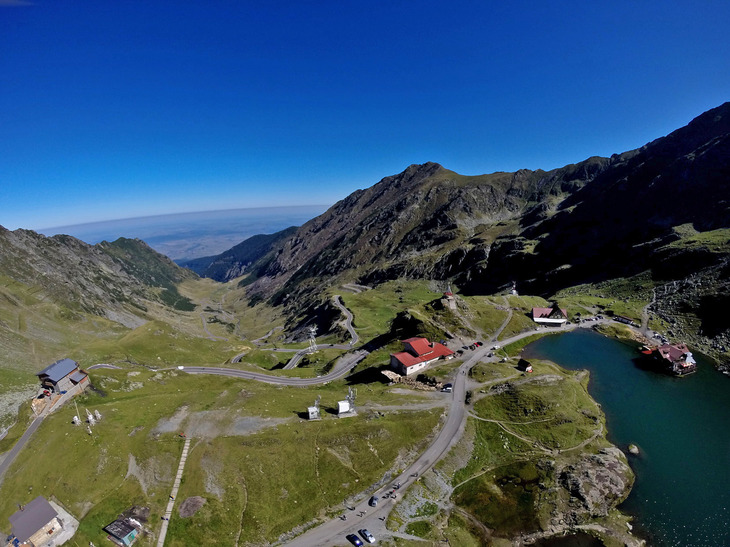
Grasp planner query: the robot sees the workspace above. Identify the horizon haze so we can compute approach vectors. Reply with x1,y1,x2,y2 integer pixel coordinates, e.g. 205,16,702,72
38,205,329,261
2,1,729,230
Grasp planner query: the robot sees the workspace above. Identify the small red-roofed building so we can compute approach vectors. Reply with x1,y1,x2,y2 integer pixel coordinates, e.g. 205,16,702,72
390,337,454,376
654,342,697,375
532,303,568,325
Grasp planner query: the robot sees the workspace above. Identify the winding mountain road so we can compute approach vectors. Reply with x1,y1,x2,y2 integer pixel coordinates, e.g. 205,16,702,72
181,301,596,545
282,295,358,370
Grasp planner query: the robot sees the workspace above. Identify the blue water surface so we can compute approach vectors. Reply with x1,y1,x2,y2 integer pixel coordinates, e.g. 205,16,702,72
523,329,730,547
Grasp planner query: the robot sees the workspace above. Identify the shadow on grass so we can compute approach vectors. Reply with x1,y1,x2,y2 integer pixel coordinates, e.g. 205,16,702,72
361,332,396,353
346,365,391,386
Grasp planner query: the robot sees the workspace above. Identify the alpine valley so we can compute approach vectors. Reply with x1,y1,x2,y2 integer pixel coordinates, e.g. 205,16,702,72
0,102,728,547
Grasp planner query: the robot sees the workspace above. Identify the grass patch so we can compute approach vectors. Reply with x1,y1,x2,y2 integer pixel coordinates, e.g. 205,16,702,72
473,370,600,451
0,368,443,546
453,460,543,536
552,272,655,323
502,332,552,356
404,519,433,537
339,280,441,338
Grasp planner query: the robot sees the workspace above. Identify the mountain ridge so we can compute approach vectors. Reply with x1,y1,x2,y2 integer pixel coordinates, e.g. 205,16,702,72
217,102,728,299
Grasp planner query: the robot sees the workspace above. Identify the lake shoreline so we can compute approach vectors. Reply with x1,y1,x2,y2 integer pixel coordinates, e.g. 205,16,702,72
522,329,730,546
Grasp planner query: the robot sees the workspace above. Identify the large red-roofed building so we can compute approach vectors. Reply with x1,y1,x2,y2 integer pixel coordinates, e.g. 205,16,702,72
390,337,454,376
532,303,568,325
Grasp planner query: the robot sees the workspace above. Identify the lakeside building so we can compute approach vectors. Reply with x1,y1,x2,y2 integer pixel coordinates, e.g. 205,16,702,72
390,337,454,376
6,496,62,547
652,342,697,376
531,303,568,326
614,315,637,326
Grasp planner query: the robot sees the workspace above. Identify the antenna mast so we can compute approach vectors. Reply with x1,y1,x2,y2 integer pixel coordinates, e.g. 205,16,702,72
308,326,318,353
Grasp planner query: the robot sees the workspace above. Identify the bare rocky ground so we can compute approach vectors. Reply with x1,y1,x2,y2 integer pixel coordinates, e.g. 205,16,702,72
0,384,37,435
151,404,291,439
179,496,206,518
125,453,175,496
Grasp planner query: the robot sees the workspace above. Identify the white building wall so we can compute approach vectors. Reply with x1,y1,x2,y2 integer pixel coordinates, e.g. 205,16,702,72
534,317,566,325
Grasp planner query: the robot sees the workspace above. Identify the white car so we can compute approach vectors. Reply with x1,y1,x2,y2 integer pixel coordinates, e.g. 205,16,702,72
359,529,375,543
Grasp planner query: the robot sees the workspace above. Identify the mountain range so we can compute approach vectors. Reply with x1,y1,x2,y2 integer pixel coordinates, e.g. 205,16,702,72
182,102,730,362
2,102,729,372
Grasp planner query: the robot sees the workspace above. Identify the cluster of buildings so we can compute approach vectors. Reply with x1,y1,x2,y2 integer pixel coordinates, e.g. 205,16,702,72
3,496,141,547
3,358,146,546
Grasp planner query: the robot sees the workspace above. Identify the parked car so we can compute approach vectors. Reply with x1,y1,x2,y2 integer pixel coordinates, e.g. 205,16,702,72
346,533,364,546
368,495,379,507
359,529,376,543
492,344,501,349
441,383,453,393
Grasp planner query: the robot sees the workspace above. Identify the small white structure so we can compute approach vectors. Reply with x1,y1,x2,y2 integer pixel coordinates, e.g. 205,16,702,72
307,395,321,420
94,409,102,421
72,415,81,425
337,387,356,417
337,400,351,414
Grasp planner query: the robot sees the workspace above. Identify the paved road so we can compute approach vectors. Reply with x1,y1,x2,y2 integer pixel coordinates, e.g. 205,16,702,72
283,296,358,370
87,363,122,370
284,346,493,546
184,349,368,387
0,413,45,487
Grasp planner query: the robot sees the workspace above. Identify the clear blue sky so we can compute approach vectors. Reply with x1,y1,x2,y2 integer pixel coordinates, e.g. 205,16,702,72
2,0,729,230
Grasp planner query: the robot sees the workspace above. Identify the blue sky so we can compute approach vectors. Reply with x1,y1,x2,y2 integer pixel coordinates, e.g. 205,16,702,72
2,0,729,230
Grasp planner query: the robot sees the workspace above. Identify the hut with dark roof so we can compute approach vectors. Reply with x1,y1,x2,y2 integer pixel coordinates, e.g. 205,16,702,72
103,517,140,546
7,495,62,547
36,358,87,394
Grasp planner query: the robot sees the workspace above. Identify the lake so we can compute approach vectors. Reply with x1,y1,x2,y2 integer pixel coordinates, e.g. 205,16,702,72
523,328,730,547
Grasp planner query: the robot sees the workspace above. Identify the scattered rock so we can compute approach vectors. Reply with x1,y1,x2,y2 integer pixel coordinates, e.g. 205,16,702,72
558,447,633,518
179,496,206,518
628,444,640,455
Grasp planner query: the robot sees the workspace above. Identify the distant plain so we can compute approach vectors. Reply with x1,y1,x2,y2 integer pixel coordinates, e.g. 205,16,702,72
39,205,329,261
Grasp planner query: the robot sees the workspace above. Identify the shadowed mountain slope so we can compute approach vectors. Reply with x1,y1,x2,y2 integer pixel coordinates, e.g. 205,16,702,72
217,102,728,307
179,226,297,281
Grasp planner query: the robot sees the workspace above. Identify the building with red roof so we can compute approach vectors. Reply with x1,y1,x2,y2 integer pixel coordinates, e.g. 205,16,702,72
654,342,697,375
531,303,568,325
390,337,454,376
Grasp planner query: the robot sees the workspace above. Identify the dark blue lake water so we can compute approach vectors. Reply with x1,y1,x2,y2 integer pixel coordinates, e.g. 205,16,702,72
523,329,730,547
